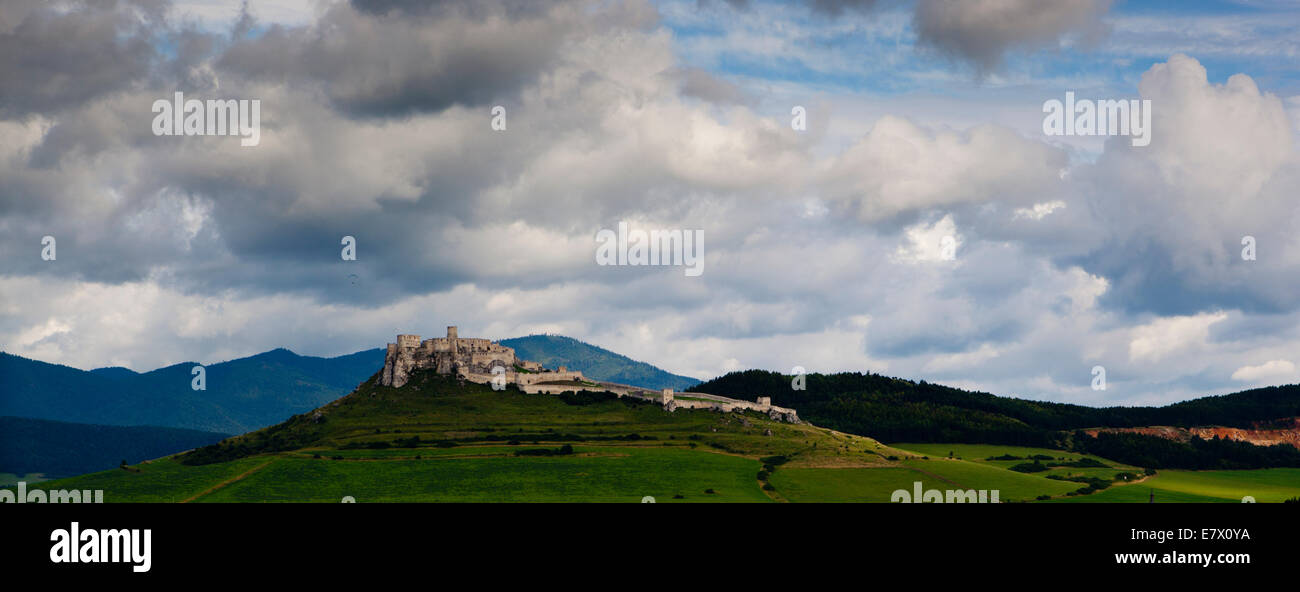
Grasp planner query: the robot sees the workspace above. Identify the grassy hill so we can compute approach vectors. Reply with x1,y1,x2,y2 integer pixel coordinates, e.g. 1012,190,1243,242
17,369,905,502
15,371,1300,503
500,334,700,391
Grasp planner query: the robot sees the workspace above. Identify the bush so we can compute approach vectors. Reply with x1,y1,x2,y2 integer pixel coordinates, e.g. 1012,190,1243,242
1048,457,1108,468
1008,461,1049,473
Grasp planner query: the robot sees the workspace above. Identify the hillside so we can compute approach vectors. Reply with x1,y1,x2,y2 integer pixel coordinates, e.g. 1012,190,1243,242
0,416,229,479
500,335,700,391
19,368,909,502
17,369,1300,503
0,348,386,434
689,370,1300,469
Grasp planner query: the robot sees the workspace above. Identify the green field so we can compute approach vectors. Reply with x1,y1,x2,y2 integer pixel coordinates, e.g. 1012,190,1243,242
199,446,767,502
768,467,948,502
10,377,1299,503
1047,468,1300,503
10,371,885,502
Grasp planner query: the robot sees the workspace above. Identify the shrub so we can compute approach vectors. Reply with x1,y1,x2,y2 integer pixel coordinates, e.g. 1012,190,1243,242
1008,461,1049,473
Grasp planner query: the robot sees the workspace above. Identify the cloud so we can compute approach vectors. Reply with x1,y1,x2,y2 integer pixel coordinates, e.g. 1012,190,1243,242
914,0,1113,71
3,1,1300,408
824,115,1067,221
0,0,161,118
672,66,754,105
1060,54,1300,316
1231,360,1296,382
215,1,609,119
1127,311,1227,363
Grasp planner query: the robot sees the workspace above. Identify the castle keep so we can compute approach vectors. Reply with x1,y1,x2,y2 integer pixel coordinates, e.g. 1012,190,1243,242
379,326,799,423
380,326,585,392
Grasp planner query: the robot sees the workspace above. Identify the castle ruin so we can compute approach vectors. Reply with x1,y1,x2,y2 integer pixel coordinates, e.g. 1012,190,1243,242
381,326,587,392
379,325,799,423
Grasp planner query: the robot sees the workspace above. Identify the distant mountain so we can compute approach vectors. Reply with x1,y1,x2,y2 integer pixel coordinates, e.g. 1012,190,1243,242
89,366,139,380
0,416,229,478
0,348,386,434
500,334,700,391
0,335,700,434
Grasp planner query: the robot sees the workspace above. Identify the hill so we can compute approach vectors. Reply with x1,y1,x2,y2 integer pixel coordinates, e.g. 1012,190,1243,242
688,370,1300,469
0,416,228,478
18,368,908,502
17,369,1300,503
0,348,386,434
500,334,700,391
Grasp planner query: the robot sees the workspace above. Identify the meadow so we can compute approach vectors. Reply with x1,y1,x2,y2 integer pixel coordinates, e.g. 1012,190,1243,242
9,375,1298,503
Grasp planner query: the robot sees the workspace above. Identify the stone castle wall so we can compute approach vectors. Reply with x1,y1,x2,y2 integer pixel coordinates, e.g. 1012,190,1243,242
379,325,799,424
381,326,518,387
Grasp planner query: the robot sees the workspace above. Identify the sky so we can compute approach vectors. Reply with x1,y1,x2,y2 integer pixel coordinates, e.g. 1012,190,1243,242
2,0,1299,406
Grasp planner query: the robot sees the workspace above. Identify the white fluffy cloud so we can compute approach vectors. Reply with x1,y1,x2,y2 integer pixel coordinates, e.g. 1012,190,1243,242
3,2,1300,408
1232,360,1297,382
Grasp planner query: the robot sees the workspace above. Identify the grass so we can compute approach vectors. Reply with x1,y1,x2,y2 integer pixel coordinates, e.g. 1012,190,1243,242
16,378,1297,503
10,371,879,503
1048,468,1300,503
15,457,270,503
197,446,768,503
768,467,949,502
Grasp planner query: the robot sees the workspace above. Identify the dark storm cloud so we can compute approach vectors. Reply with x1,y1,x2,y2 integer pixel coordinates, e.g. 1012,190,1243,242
0,0,160,118
673,67,753,106
807,0,879,16
706,0,878,16
913,0,1113,71
216,1,582,118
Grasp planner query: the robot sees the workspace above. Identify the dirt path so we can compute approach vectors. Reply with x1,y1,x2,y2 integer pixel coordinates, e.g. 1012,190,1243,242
180,459,274,503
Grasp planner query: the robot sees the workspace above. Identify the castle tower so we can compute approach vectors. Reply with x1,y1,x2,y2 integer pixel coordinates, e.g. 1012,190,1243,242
447,326,458,340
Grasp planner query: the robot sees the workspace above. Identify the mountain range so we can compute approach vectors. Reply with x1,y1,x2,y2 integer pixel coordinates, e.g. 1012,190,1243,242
5,337,1299,479
0,335,699,477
